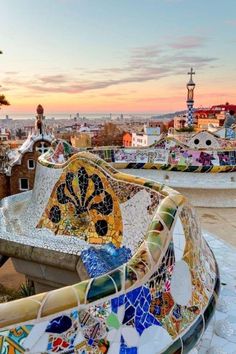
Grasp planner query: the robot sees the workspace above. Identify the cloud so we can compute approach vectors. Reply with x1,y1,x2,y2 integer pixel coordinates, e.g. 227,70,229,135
39,74,69,83
27,74,166,94
169,36,206,49
174,55,217,64
4,71,19,75
99,92,134,97
0,86,11,92
225,19,236,26
2,39,218,95
131,45,163,59
137,95,183,103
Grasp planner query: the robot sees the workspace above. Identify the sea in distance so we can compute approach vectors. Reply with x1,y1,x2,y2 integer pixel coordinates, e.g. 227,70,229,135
2,112,160,121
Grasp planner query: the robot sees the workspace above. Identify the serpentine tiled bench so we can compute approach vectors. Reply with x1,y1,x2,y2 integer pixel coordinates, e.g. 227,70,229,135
0,151,219,353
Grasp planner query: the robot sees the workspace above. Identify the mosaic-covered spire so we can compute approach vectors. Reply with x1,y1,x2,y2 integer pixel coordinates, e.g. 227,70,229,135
186,68,196,126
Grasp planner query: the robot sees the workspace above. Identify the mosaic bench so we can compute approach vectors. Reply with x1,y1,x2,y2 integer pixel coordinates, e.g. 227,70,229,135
0,151,219,353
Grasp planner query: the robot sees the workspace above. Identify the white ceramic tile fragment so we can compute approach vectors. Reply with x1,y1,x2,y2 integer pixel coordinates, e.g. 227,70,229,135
170,260,192,306
22,321,49,353
138,325,172,353
172,216,186,261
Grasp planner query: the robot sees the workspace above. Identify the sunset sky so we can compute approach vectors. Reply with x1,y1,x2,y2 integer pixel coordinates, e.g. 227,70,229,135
0,0,236,115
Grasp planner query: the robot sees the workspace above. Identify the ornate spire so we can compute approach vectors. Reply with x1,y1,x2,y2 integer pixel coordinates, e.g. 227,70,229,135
186,68,196,126
187,68,195,83
36,104,44,115
35,104,45,135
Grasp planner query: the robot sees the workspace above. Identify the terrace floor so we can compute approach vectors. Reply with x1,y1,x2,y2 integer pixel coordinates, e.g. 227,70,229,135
197,208,236,247
198,231,236,353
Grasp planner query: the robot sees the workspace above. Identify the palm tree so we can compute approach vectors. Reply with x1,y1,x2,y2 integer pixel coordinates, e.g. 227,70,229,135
0,50,10,107
0,94,10,108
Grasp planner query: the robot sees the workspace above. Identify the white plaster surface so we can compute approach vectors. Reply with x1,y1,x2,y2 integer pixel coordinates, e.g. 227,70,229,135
120,169,236,190
188,131,220,149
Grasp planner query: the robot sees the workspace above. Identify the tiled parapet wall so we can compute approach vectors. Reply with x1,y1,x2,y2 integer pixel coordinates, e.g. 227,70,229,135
90,148,236,173
94,147,236,172
0,152,219,353
42,138,236,172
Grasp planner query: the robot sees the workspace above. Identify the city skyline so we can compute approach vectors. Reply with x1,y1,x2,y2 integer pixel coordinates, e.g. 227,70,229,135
0,0,236,114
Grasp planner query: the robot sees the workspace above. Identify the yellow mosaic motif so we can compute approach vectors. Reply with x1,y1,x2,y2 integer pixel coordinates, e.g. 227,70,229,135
37,158,123,247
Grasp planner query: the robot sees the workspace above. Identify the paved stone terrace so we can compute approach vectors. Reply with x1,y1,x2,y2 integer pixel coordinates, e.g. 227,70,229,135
199,232,236,353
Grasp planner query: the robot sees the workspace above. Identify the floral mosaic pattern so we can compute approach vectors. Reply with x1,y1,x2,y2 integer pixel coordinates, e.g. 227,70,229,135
37,159,123,247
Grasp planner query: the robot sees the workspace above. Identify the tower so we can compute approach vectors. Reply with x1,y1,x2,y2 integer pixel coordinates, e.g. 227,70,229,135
35,104,45,134
186,68,196,126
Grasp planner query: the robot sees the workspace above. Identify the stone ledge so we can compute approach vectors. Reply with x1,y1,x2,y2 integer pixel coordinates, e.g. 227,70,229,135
0,239,87,276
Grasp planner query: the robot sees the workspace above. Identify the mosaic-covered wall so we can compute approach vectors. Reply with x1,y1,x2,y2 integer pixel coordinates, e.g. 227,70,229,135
95,146,236,172
43,136,236,172
88,133,236,172
0,151,219,353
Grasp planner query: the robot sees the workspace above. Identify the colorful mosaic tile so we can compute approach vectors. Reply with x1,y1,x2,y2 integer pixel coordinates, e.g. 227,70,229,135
0,147,220,353
81,243,132,277
0,326,33,353
37,159,123,247
77,135,236,173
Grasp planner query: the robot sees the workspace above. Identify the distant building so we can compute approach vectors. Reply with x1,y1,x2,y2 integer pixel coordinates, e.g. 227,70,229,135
212,103,236,112
5,139,27,149
148,120,165,132
0,128,10,141
71,133,91,148
55,132,72,144
123,132,132,147
132,125,161,147
194,103,236,131
174,115,188,130
0,105,54,199
0,115,13,125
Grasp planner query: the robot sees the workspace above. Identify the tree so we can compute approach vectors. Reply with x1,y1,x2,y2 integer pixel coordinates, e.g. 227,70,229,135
0,94,10,108
93,122,124,146
16,128,24,139
176,126,195,133
0,51,10,108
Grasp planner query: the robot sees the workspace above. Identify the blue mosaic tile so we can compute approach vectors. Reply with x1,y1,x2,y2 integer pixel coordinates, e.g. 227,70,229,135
46,315,72,334
112,286,161,335
81,243,132,277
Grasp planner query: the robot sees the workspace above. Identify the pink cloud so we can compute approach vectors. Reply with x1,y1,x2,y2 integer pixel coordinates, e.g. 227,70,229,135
169,36,206,49
225,19,236,26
